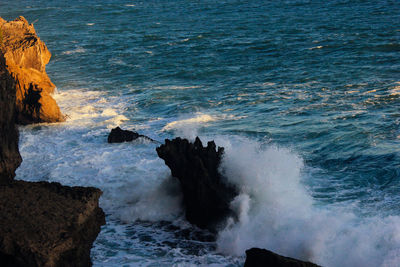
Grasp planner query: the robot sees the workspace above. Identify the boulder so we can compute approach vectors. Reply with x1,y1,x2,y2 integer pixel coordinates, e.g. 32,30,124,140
0,180,105,267
156,137,238,232
0,49,21,183
108,127,139,143
108,127,155,143
244,248,321,267
0,16,65,124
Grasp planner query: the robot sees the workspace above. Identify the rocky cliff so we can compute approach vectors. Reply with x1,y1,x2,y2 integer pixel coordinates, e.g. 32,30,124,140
0,16,64,124
0,48,21,183
0,16,104,266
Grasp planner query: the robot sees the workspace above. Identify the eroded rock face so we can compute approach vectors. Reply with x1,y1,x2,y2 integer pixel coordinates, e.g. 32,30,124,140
0,181,105,267
0,51,21,183
0,16,64,124
156,137,238,232
244,248,321,267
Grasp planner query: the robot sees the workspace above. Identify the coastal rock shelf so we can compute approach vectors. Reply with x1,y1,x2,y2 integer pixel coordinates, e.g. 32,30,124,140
0,181,105,267
156,137,238,232
0,16,64,124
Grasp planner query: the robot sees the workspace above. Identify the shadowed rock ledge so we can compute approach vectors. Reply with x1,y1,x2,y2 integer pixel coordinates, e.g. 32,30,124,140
0,16,65,124
0,181,105,267
156,137,238,232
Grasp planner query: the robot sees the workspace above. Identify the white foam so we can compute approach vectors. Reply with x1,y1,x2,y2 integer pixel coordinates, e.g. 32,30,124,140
152,85,201,90
309,45,324,50
52,89,128,128
18,86,182,223
101,108,118,117
62,47,86,55
161,113,217,132
389,84,400,96
210,137,400,267
161,113,246,135
117,176,183,222
16,86,400,266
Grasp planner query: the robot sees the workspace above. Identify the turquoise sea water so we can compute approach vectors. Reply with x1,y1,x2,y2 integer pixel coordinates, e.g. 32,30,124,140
2,1,400,266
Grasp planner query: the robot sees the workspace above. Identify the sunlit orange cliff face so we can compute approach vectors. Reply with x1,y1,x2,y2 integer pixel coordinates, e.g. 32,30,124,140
0,16,64,124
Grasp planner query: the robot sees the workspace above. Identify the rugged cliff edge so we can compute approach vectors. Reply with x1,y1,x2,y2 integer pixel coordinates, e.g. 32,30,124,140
0,16,64,124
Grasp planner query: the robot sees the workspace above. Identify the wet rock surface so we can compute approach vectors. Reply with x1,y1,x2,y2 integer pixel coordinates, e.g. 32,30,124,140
0,16,64,124
156,137,238,232
244,248,321,267
0,180,105,267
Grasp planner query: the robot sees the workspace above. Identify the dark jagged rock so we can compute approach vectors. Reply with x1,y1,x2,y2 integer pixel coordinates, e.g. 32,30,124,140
108,126,155,143
244,248,321,267
0,49,21,183
156,137,238,232
0,180,106,267
108,127,139,143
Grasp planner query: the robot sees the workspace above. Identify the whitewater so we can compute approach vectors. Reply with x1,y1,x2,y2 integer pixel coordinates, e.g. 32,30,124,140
15,87,400,266
3,0,400,266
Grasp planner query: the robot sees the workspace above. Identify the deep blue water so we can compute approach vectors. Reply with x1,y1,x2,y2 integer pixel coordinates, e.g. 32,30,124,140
2,1,400,266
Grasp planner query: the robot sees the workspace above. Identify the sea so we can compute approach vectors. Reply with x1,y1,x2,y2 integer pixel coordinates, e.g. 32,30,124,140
1,0,400,266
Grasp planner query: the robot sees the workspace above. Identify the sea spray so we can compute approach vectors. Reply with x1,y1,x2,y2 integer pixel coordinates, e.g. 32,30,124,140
212,137,400,267
116,176,183,222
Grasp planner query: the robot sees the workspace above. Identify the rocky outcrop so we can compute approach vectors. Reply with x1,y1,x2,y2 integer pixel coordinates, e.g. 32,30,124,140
0,17,104,265
108,127,155,143
0,50,22,183
0,181,105,267
244,248,321,267
0,16,64,124
156,137,238,232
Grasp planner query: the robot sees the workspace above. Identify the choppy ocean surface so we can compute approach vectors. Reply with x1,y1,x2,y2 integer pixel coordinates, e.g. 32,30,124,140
2,0,400,266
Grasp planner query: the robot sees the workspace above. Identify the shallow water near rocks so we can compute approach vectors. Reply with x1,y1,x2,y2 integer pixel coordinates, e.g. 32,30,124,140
2,0,400,266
